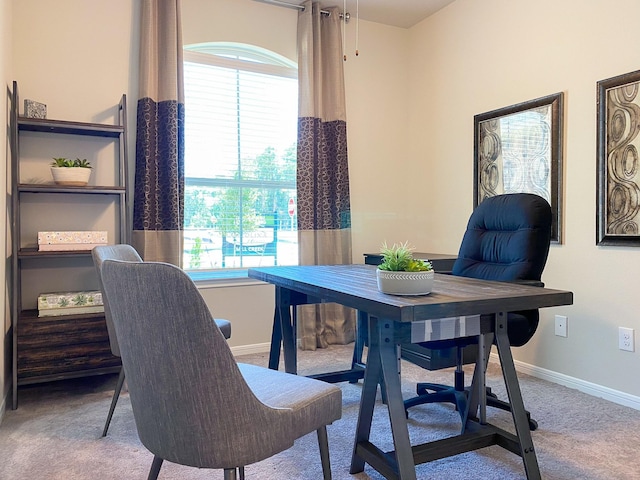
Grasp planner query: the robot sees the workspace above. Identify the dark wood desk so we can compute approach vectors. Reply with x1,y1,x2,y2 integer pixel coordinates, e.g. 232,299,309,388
248,264,573,480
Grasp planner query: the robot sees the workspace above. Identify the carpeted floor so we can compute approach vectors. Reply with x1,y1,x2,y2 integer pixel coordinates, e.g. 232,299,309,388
1,344,639,479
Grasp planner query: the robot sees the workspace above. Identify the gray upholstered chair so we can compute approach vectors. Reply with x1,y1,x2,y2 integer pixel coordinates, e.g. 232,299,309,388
92,244,232,437
100,259,342,480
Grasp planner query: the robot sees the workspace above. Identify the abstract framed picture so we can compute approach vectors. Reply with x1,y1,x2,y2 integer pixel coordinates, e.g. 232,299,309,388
474,92,564,243
597,69,640,246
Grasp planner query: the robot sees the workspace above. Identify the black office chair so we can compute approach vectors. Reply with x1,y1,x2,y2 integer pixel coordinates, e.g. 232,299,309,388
402,193,552,431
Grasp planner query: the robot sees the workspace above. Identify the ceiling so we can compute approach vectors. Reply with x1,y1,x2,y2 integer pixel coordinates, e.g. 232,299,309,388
259,0,457,29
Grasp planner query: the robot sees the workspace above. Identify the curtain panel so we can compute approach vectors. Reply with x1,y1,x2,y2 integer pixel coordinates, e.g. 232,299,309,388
133,0,185,266
297,1,355,350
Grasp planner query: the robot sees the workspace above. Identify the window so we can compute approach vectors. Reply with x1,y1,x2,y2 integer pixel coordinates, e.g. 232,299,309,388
183,43,298,274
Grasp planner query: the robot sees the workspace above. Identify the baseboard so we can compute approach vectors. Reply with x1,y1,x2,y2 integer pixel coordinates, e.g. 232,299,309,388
230,342,271,357
490,353,640,411
227,343,640,411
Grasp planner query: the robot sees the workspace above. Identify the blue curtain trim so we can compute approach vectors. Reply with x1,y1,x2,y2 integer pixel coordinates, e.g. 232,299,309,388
297,117,351,231
133,97,185,231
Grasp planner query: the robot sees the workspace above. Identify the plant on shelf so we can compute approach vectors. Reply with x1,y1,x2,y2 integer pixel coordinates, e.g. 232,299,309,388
50,157,93,186
51,157,92,168
376,242,434,295
378,241,433,272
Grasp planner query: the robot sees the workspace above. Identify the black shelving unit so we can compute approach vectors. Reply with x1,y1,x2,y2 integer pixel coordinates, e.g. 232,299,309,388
10,81,130,409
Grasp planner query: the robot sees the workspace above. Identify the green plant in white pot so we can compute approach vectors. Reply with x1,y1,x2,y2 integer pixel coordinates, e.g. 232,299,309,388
376,241,434,295
50,157,92,186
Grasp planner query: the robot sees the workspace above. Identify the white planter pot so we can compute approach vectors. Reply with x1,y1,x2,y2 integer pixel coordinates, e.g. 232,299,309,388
376,269,435,296
50,167,92,186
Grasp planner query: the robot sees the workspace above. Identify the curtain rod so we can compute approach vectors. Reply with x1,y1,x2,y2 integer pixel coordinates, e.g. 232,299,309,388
253,0,350,21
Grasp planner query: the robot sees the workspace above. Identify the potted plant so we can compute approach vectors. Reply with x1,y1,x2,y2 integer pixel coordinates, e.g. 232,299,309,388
376,241,435,295
50,157,92,186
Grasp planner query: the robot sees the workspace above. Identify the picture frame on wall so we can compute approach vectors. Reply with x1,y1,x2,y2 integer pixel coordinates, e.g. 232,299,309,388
474,92,564,243
597,69,640,246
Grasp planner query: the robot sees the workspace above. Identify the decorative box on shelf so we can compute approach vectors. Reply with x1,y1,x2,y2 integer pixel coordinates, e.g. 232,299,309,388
37,290,104,317
37,231,108,252
24,99,47,119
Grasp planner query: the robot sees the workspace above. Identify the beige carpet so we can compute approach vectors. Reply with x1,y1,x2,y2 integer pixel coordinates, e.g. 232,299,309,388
1,344,639,479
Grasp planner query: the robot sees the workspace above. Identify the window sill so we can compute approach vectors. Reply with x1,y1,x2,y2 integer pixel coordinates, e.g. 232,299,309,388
187,269,267,288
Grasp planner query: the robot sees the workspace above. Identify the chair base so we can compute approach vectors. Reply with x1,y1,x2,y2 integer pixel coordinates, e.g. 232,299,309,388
404,382,538,431
485,387,538,431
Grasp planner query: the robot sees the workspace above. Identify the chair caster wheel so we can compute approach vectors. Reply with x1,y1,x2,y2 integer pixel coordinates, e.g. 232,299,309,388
529,418,538,431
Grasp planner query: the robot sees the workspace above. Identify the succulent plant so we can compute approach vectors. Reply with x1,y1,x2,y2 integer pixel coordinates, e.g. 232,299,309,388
51,157,92,168
378,241,433,272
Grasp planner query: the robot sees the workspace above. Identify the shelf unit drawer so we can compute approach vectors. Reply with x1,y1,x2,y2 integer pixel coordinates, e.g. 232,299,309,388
17,311,110,347
16,310,120,380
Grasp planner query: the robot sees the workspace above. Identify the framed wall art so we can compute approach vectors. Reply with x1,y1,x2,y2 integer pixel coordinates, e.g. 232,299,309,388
474,92,564,243
597,69,640,246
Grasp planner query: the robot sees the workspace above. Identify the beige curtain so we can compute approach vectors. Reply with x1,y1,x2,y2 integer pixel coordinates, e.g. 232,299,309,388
297,1,355,350
132,0,185,266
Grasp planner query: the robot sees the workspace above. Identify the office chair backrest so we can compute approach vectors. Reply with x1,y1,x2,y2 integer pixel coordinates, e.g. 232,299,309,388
452,193,552,283
100,260,294,468
452,193,552,346
92,244,143,357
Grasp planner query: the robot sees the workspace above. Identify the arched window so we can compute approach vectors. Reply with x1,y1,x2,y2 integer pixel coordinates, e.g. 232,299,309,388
183,43,298,274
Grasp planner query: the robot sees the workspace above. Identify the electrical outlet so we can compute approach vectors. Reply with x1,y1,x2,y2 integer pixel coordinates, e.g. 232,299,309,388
555,315,567,337
619,327,635,352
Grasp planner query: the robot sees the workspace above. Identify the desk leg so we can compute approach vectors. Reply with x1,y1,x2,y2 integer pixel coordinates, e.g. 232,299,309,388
350,315,381,475
351,310,368,368
494,314,541,480
467,331,492,427
351,316,417,480
379,320,417,480
477,332,488,424
271,286,297,374
268,308,282,370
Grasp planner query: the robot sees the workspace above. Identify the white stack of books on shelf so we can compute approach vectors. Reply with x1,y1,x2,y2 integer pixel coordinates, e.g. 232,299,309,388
37,290,104,317
37,231,108,252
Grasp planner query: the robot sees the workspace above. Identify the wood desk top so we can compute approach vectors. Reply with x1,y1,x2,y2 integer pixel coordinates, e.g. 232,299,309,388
248,264,573,323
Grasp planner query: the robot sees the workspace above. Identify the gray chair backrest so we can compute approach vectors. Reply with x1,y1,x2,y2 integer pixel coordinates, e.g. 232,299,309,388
92,245,143,357
100,260,293,468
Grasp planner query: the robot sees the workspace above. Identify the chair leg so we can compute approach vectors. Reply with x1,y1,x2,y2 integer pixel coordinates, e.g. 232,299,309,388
147,456,163,480
239,466,245,480
317,426,332,480
223,468,237,480
102,367,126,437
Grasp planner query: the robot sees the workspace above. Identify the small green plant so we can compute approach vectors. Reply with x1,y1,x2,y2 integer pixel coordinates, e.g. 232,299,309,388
378,241,433,272
51,157,92,168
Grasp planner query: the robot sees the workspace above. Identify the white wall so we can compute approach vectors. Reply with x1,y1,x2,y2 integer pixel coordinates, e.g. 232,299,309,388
341,22,413,256
12,1,139,124
406,0,640,397
1,0,12,417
